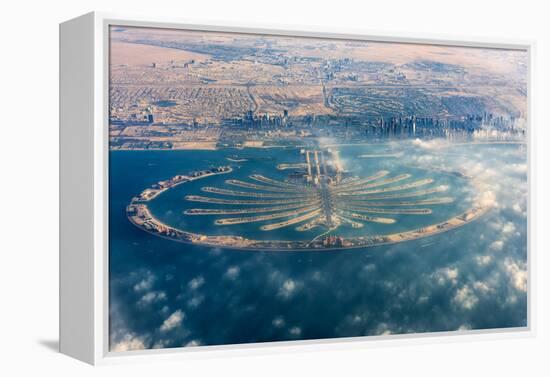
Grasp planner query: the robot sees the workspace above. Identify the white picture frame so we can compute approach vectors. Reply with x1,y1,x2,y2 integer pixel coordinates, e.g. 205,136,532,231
59,11,536,365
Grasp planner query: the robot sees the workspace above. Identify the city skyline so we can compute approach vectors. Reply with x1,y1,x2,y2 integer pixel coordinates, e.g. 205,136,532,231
109,26,527,150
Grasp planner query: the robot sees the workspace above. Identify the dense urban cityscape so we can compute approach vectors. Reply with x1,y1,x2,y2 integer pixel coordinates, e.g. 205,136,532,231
109,27,527,150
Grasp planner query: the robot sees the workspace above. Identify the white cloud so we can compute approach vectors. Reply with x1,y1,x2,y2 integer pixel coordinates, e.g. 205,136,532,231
111,333,146,352
289,327,302,336
473,281,493,294
505,163,527,174
152,339,170,349
188,276,205,290
363,264,376,272
383,281,395,291
160,310,184,332
278,279,299,299
465,162,486,177
417,295,429,305
351,315,363,324
475,255,493,266
489,240,504,252
185,339,202,347
453,285,479,310
412,138,448,150
187,295,204,308
375,323,392,336
311,270,324,282
512,203,526,217
504,258,527,292
444,268,458,282
502,222,516,235
138,291,167,305
416,155,435,163
272,317,285,328
433,267,459,285
133,273,154,292
224,266,240,280
477,190,498,208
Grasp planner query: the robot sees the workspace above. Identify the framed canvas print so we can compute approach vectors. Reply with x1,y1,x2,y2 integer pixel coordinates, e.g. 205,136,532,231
60,12,534,365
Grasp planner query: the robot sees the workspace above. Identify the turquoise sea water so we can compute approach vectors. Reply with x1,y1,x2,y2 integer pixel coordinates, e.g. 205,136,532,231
109,140,528,350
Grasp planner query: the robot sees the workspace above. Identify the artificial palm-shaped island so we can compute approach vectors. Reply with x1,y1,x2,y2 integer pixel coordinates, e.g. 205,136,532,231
127,148,488,251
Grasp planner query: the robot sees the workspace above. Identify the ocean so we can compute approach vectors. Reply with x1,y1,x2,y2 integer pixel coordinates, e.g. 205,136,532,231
109,140,527,350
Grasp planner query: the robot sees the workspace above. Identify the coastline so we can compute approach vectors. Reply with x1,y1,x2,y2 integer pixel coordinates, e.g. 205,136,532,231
109,139,527,152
